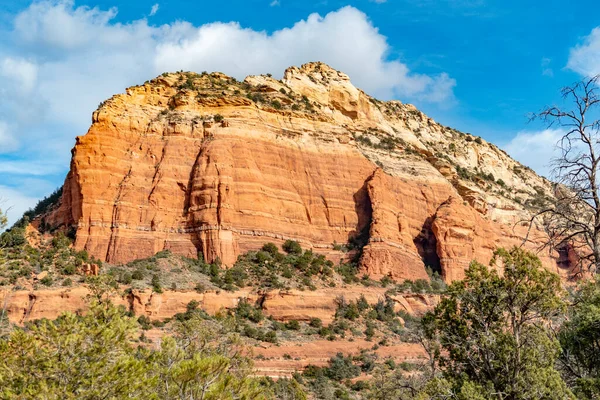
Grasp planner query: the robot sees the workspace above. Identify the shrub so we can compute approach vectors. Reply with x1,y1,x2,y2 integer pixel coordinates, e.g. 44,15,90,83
380,275,393,287
325,353,360,381
309,318,322,328
285,320,300,330
154,250,171,259
261,242,279,256
0,227,26,248
131,270,144,280
40,275,53,286
186,300,200,313
357,295,369,312
336,263,358,284
364,322,375,340
264,330,277,343
282,240,302,255
336,299,360,321
235,299,264,323
213,114,224,123
151,274,162,293
138,315,152,330
51,232,72,249
62,264,76,276
194,282,206,293
223,265,247,287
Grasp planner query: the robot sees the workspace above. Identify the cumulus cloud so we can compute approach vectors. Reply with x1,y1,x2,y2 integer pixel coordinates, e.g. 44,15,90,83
152,7,455,101
0,0,455,226
149,4,159,16
567,27,600,76
503,129,564,178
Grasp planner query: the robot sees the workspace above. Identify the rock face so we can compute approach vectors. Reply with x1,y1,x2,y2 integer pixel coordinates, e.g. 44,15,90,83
43,62,575,281
0,286,437,326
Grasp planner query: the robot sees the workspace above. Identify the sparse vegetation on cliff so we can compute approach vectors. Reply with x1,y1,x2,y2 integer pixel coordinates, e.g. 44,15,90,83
0,228,100,288
2,246,600,399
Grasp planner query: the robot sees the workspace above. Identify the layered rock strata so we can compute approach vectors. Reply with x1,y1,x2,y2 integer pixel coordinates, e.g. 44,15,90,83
43,62,574,281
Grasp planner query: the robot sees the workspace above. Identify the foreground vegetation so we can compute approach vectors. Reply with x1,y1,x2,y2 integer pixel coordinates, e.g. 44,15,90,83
2,206,600,398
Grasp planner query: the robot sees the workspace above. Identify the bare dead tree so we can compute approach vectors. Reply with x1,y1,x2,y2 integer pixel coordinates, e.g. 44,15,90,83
0,201,8,252
0,209,6,232
531,75,600,273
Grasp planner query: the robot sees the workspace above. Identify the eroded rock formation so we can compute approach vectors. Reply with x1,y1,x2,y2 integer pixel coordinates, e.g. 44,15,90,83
42,62,575,281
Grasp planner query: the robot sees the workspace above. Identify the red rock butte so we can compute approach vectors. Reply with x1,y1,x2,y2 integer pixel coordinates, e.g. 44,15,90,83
42,62,577,282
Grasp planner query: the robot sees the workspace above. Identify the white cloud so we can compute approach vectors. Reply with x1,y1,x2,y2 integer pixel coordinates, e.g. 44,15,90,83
567,27,600,76
0,1,456,223
541,57,553,77
503,129,564,178
0,122,19,153
0,57,38,93
153,7,455,101
269,0,280,6
0,186,39,230
0,1,456,152
150,4,159,16
0,160,64,176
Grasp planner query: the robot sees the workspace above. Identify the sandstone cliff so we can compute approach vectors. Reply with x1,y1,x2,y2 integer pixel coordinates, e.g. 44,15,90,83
42,62,573,281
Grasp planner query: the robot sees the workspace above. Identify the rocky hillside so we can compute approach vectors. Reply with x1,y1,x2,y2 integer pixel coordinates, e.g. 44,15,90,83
41,62,572,282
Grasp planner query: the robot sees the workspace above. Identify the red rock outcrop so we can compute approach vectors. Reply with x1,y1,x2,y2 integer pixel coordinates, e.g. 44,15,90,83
42,62,572,282
0,286,437,326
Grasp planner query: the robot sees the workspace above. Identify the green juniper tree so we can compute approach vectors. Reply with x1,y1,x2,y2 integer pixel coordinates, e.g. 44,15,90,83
0,301,272,400
421,247,574,400
558,280,600,399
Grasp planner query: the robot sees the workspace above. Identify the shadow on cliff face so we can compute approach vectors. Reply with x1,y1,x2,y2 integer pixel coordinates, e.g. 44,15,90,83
350,180,373,262
185,144,209,260
556,243,587,281
414,216,442,275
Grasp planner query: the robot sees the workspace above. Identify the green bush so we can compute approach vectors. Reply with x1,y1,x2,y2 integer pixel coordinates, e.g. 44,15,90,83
131,270,144,280
234,299,264,323
51,232,72,249
137,315,152,330
336,263,358,284
62,264,76,275
40,275,53,287
285,320,300,330
364,322,375,340
309,318,322,328
261,242,279,256
0,227,26,248
151,274,162,293
325,353,360,381
282,240,302,255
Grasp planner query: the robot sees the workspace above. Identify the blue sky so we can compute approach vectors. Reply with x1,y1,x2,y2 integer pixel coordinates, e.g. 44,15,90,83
1,0,600,225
